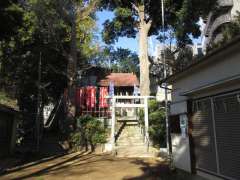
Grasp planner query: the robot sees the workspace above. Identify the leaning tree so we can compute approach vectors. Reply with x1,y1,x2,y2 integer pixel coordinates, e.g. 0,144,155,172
100,0,217,95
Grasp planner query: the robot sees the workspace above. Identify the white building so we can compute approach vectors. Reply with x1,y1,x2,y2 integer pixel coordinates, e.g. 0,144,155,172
203,0,240,51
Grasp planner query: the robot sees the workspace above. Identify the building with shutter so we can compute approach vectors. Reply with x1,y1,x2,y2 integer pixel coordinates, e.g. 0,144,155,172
163,36,240,180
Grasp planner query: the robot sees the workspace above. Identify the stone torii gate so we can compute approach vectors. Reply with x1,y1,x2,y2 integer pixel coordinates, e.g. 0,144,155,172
109,96,154,151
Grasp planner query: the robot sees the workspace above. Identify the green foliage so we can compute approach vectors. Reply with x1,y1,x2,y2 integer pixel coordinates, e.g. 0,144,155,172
100,0,217,94
173,46,194,72
139,99,166,147
76,9,98,60
101,0,217,47
0,0,23,41
0,0,99,140
148,99,159,112
91,47,139,74
69,131,82,150
70,115,107,151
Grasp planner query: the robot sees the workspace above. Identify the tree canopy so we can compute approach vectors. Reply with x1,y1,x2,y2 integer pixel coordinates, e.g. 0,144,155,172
0,0,99,141
0,0,23,41
101,0,217,46
100,0,217,95
91,47,139,74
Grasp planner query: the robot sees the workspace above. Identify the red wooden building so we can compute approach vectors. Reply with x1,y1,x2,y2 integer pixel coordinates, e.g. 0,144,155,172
75,72,139,117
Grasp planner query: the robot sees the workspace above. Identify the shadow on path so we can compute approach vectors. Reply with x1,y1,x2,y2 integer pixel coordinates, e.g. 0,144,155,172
123,159,207,180
1,152,115,180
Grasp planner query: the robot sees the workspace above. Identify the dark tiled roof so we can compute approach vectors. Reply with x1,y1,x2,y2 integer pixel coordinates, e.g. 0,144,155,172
99,73,139,87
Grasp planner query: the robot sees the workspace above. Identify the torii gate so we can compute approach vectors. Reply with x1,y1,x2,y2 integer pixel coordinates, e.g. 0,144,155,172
109,96,154,151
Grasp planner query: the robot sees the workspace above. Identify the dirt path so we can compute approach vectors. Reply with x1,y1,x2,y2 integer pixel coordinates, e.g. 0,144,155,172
0,152,206,180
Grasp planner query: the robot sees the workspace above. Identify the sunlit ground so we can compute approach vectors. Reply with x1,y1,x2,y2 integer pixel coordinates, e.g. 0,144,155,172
0,152,207,180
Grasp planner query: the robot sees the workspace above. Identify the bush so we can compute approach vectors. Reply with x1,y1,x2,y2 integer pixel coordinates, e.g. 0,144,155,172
70,115,107,152
140,99,166,148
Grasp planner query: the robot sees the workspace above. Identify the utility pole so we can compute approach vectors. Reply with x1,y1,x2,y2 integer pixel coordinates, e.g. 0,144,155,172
161,0,173,169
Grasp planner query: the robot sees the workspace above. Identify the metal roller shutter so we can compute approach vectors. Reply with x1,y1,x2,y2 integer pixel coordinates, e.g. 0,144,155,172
214,94,240,180
192,98,218,173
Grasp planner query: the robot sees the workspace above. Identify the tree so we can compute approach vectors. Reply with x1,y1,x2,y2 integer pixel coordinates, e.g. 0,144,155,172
139,99,166,147
110,48,139,74
100,0,217,95
0,0,23,94
0,0,72,141
91,47,139,74
0,0,99,143
0,0,23,41
57,0,99,120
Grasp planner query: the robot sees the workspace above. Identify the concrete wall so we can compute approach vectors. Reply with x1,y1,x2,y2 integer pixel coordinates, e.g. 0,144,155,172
231,0,240,17
171,134,192,172
170,101,188,116
156,85,172,102
171,42,240,104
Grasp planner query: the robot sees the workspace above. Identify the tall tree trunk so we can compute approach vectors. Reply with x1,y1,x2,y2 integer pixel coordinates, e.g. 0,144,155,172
138,9,151,96
66,16,77,122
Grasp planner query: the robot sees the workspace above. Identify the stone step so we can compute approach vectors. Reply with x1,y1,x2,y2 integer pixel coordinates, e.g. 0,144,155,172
117,136,143,140
117,142,145,146
114,123,156,157
120,131,142,134
117,137,143,141
116,145,147,151
118,134,143,139
118,133,143,137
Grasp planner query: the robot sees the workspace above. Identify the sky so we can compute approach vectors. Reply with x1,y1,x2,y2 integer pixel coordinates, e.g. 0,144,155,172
96,10,203,55
96,10,138,53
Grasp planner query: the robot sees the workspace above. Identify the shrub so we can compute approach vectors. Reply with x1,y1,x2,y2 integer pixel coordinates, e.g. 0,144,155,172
139,99,166,148
70,115,107,152
69,131,82,151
